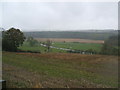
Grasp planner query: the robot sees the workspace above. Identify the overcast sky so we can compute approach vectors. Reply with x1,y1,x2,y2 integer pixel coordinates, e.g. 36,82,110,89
1,2,118,31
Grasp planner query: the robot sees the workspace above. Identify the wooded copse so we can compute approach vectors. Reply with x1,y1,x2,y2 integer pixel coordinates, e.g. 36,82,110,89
2,28,26,51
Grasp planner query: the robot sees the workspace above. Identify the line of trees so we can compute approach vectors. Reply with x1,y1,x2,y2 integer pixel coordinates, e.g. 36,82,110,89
100,31,120,56
24,30,118,40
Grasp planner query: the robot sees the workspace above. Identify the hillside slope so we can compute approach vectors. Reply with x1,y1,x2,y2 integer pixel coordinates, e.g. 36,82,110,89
3,52,118,88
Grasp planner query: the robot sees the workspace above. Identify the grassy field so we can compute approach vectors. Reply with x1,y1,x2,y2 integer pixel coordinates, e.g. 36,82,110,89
3,52,118,88
18,41,102,53
18,42,66,53
52,42,102,52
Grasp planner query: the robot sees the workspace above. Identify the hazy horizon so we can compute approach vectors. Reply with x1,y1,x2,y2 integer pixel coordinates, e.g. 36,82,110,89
1,2,118,31
21,29,117,32
0,27,117,32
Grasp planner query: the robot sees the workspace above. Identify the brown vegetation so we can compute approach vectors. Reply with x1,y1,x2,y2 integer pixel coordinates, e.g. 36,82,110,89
35,38,104,44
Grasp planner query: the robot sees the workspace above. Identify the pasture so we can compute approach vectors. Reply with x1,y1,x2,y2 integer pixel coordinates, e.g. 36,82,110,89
52,42,102,52
18,39,103,53
18,42,66,53
3,52,118,88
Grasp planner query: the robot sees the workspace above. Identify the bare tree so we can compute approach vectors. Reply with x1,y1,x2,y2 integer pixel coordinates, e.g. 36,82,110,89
46,39,52,52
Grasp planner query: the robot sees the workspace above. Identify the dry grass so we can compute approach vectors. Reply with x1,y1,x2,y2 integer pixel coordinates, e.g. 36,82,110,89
17,52,117,63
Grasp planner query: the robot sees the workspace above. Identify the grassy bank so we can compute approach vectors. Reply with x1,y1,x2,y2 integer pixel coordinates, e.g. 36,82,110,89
3,52,118,88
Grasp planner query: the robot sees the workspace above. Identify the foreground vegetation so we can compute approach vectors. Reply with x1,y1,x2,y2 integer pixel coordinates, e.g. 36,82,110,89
3,52,118,88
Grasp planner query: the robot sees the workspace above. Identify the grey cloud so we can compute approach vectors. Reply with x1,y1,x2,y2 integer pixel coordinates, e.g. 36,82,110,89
2,2,118,31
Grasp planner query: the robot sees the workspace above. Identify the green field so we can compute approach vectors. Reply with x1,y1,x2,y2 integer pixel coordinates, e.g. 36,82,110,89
52,42,102,52
18,41,102,53
3,52,118,88
18,42,66,53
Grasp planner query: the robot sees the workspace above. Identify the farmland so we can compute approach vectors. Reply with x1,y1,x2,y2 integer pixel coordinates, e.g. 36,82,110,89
2,52,118,88
1,2,119,88
3,31,118,88
35,38,104,44
52,42,102,52
18,41,66,53
18,39,103,53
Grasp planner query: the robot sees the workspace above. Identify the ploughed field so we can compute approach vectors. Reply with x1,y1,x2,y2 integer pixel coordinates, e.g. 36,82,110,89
35,38,104,44
3,52,118,88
